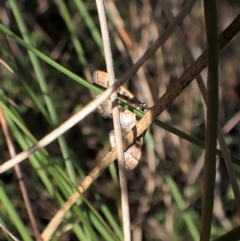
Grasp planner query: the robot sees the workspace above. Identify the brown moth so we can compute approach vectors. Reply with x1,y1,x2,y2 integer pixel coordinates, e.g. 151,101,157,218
93,70,146,170
109,130,144,170
93,70,145,111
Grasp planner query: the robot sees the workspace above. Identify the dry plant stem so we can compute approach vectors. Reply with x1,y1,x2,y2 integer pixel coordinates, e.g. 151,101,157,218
0,109,42,241
41,16,240,241
217,131,240,216
160,0,240,218
0,224,20,241
95,0,131,240
222,112,240,133
117,0,197,85
0,59,14,73
0,9,237,174
0,82,124,173
200,1,218,241
105,0,133,49
0,0,196,173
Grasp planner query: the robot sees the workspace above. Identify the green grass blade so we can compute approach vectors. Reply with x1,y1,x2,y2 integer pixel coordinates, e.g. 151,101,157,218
9,0,77,184
0,183,33,241
73,0,103,55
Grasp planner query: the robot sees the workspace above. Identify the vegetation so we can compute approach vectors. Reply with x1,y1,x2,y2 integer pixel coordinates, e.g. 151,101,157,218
0,0,240,240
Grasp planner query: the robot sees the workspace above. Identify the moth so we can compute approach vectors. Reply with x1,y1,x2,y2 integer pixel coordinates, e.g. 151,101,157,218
93,70,146,170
